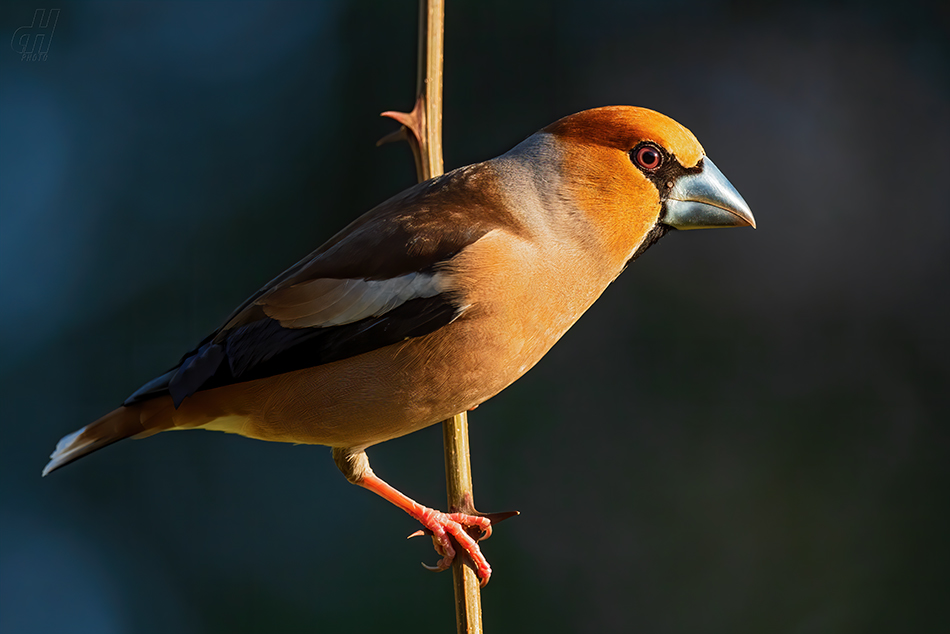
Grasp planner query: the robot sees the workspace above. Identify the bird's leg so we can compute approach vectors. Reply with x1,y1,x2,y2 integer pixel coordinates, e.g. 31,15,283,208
359,471,494,580
332,447,495,585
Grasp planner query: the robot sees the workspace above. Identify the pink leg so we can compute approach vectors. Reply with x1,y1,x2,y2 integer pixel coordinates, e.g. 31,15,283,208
357,472,494,586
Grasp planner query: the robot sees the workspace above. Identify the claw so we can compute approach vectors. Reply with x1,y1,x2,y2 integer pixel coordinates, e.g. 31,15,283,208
353,470,518,586
421,560,449,572
407,508,520,585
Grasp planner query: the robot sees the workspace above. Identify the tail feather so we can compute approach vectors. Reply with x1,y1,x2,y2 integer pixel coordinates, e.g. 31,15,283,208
43,405,155,476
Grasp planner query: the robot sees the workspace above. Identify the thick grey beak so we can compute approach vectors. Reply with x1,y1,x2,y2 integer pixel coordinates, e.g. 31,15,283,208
663,157,755,230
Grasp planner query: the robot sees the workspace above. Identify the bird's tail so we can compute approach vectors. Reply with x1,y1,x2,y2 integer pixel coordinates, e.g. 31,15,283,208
42,400,172,476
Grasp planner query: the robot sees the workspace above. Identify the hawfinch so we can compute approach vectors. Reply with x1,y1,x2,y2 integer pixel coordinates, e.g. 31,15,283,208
44,106,754,585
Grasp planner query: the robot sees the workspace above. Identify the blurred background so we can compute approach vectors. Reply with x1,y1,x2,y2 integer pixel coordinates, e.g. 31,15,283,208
1,1,947,632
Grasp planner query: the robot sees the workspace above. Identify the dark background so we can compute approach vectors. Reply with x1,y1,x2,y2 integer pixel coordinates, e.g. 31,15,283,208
1,1,948,633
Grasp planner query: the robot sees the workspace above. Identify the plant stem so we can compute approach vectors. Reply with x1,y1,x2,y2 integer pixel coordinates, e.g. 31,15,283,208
379,1,483,632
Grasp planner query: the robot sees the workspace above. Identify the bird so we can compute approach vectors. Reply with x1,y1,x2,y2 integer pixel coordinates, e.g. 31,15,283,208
43,105,754,585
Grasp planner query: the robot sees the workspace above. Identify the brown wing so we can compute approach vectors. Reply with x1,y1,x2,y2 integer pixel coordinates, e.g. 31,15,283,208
125,162,528,407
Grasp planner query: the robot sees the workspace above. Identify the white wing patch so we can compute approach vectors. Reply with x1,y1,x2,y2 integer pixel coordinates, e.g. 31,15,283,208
260,272,449,329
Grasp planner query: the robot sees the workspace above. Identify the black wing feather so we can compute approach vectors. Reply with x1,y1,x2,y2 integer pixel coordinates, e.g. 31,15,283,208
126,295,459,407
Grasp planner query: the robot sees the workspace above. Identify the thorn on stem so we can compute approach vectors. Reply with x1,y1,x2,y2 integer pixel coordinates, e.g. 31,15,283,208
377,126,409,147
379,94,426,146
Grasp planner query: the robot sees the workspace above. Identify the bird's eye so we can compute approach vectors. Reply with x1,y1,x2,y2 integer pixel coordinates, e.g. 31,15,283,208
633,145,663,171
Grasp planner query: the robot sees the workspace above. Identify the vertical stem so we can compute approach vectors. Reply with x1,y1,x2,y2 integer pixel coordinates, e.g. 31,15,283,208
386,1,483,631
418,0,444,179
417,5,485,630
443,411,482,634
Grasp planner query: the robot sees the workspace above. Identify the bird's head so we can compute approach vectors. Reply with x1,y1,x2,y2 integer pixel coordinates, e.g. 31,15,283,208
538,105,755,267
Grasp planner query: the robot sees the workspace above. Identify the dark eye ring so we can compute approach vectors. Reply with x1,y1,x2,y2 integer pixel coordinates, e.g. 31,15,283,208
633,145,663,171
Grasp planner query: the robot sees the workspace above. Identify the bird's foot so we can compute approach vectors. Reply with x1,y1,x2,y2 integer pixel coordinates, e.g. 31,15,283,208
408,509,495,585
351,468,518,586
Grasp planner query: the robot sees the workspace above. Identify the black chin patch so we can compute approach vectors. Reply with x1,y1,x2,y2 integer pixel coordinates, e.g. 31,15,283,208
624,224,671,269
